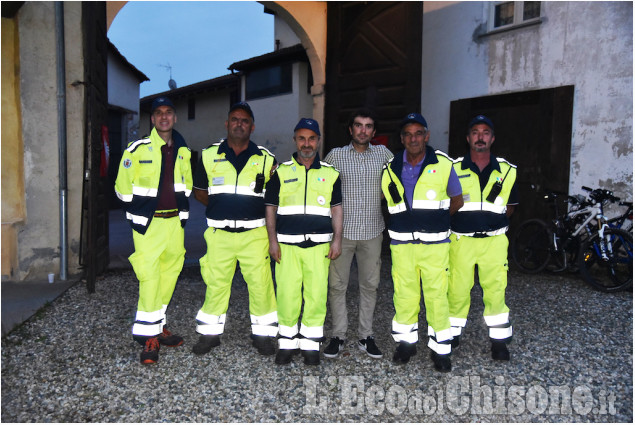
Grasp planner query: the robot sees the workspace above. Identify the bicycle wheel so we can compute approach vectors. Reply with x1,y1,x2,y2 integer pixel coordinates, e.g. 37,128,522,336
511,219,551,273
578,228,633,292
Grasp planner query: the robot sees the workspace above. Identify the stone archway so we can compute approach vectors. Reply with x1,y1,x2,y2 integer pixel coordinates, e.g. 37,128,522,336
106,1,327,128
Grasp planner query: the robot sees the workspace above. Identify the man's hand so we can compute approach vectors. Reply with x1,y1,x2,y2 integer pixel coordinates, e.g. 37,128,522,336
327,238,342,260
269,240,281,264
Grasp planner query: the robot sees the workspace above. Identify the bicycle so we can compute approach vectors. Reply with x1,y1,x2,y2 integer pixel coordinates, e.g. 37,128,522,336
511,186,633,292
577,188,633,292
511,190,588,274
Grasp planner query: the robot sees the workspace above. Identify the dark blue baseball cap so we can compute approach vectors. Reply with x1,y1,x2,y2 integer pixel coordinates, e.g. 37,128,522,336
468,115,494,132
401,112,428,130
229,101,255,121
294,118,321,136
151,97,175,113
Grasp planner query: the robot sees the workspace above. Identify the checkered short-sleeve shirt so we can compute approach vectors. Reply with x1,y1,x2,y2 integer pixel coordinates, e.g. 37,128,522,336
324,143,394,240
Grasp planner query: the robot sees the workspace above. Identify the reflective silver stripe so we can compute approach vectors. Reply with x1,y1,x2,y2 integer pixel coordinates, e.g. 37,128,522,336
490,326,513,340
132,322,162,336
135,309,163,323
299,339,320,351
126,212,149,226
179,211,189,220
388,203,407,214
459,202,507,214
207,218,265,229
391,320,419,343
132,186,158,197
251,311,278,325
412,199,450,210
277,205,331,217
277,206,305,215
452,227,508,237
184,189,192,197
116,191,133,202
195,311,226,335
126,138,150,152
484,312,509,327
428,338,451,355
451,326,463,337
174,183,187,193
279,324,298,339
300,324,323,339
449,317,467,328
208,185,263,198
252,324,278,337
388,229,450,242
428,326,452,343
277,233,332,243
279,337,300,350
251,311,279,337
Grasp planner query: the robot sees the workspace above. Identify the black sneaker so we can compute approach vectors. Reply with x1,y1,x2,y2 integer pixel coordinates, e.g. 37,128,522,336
158,327,184,347
140,337,160,364
358,336,383,359
392,341,416,364
192,335,221,355
275,349,296,365
323,337,344,358
431,352,452,372
251,335,275,356
302,350,320,365
491,340,510,361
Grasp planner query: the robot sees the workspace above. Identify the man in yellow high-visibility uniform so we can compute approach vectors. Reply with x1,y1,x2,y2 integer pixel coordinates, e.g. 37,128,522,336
191,102,278,356
265,118,343,366
381,113,463,372
115,97,193,365
449,115,518,361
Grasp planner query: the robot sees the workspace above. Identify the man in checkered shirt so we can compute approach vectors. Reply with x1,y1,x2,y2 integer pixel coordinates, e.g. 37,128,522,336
323,109,394,359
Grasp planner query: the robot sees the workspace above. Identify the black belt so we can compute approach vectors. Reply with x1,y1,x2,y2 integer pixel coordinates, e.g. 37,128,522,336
154,210,179,218
472,232,490,238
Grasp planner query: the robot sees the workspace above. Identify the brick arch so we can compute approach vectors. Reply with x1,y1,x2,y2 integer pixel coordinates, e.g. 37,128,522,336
106,1,326,124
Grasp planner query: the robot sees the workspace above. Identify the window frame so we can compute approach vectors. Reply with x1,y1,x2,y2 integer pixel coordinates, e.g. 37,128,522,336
245,62,293,101
487,1,542,34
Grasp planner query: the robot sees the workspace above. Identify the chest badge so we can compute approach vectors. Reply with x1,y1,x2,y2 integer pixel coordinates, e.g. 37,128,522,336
123,158,132,169
426,190,437,200
317,196,326,205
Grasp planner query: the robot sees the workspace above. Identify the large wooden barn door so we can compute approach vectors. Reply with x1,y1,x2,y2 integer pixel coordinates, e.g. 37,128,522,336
324,2,422,152
79,1,109,292
448,86,575,230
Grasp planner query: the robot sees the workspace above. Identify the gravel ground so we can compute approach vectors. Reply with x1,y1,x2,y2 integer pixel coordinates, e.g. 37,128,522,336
2,255,632,422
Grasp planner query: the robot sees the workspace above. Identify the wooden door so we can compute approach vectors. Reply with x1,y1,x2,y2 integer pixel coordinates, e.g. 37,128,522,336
79,1,109,292
448,86,575,230
325,2,422,152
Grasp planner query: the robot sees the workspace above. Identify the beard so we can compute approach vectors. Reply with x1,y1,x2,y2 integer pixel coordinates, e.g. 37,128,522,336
298,149,316,159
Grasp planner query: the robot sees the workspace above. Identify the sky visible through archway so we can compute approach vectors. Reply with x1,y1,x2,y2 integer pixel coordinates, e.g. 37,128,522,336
107,1,274,98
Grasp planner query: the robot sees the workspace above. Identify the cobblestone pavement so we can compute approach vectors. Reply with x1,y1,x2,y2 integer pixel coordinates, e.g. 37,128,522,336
1,256,632,422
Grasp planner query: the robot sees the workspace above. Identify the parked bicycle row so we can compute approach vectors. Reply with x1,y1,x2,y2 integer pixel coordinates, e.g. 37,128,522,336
511,186,632,292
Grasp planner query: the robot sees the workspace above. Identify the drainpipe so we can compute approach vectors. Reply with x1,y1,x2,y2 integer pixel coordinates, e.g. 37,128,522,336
55,1,68,281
